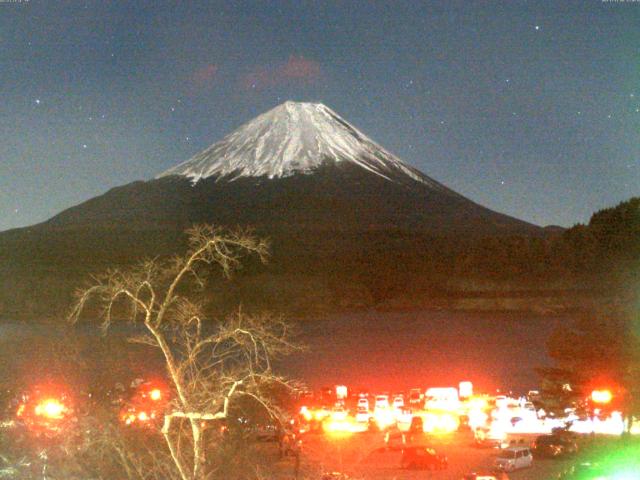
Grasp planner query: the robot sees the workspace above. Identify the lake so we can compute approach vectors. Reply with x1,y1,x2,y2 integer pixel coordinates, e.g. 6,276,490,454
0,309,568,395
281,309,569,394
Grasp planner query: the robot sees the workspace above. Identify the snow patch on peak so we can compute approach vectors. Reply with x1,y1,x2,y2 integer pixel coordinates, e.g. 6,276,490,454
157,101,444,191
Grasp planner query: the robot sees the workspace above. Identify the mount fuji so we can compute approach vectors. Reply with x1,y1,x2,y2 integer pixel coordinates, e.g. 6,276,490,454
158,101,444,190
0,101,543,317
40,101,537,234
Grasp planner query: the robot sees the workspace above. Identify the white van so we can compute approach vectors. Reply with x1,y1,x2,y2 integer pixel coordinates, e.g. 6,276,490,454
493,446,533,471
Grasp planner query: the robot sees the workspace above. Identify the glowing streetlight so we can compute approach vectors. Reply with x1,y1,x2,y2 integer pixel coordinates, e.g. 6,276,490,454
34,399,66,419
591,389,612,404
149,388,162,401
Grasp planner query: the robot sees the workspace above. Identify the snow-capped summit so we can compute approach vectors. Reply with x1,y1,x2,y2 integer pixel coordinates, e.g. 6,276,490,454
158,101,444,190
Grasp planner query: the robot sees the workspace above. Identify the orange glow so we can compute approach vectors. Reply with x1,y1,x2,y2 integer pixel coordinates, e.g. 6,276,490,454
137,411,149,422
459,381,473,398
331,409,348,422
149,389,162,401
300,406,312,421
465,395,489,410
424,387,460,411
373,408,395,429
323,418,365,435
313,408,330,421
422,412,459,433
467,409,489,430
34,399,66,419
335,385,348,399
591,389,612,404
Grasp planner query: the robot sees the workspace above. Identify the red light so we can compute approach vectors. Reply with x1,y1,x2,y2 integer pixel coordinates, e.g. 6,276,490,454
34,399,66,419
591,389,612,404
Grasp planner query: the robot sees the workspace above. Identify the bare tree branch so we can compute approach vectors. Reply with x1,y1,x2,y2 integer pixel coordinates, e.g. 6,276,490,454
69,225,297,480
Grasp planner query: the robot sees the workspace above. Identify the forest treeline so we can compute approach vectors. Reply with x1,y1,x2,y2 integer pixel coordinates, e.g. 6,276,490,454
1,197,638,319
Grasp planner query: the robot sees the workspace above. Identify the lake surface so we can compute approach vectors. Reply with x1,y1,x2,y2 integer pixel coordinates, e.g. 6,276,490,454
281,309,568,394
1,309,568,395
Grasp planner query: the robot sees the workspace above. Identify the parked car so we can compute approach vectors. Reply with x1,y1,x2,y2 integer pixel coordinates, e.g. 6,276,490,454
493,446,532,472
374,394,389,410
400,446,447,470
392,395,405,410
355,406,370,423
409,388,422,405
531,434,578,458
474,427,508,448
463,474,507,480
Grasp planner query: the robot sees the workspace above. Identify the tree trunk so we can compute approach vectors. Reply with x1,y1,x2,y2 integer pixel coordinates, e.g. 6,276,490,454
192,420,205,480
162,415,191,480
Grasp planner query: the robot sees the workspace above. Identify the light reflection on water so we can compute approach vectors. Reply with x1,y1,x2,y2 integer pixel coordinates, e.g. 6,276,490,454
281,309,568,393
1,309,567,393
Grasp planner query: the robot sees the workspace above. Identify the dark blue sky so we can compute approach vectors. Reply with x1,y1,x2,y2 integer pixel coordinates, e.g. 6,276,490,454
1,0,638,231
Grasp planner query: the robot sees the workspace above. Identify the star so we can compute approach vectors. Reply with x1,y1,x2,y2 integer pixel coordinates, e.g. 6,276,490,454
535,25,540,31
35,99,41,105
500,180,505,185
505,78,510,83
82,144,88,149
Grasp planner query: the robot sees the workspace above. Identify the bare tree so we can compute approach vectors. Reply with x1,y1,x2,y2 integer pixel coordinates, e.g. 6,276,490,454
70,225,300,480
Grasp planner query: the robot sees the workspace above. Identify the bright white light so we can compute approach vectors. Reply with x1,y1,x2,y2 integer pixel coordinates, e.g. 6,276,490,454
35,399,65,419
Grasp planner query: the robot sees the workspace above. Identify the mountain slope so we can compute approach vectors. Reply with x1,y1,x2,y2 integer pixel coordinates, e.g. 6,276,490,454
45,101,538,234
0,101,544,318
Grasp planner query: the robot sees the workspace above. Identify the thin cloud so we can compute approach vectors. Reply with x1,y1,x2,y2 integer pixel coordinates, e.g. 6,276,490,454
242,55,322,91
189,64,218,91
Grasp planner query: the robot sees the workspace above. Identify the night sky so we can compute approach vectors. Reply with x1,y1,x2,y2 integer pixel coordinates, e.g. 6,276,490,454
1,0,638,232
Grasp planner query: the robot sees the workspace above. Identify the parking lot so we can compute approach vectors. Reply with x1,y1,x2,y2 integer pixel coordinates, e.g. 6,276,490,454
285,430,580,479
